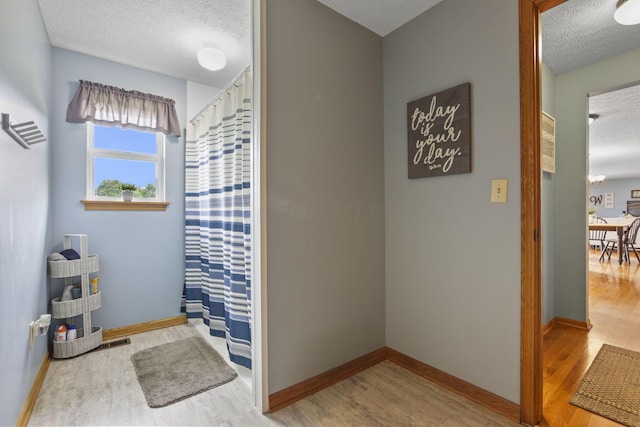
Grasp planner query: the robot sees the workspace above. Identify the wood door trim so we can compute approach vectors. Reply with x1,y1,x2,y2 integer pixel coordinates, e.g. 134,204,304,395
519,0,567,425
536,0,567,11
519,1,543,423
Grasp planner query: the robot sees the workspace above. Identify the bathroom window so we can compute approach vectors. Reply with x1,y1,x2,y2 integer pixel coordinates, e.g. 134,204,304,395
86,123,165,202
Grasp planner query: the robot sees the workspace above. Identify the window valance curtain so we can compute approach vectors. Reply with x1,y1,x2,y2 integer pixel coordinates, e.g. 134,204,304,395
66,80,181,137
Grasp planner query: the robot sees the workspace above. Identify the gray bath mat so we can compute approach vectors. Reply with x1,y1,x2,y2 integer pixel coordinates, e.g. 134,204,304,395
131,336,237,408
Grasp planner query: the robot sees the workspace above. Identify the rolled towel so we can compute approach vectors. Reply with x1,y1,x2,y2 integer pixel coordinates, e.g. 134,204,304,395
47,252,66,261
59,249,81,260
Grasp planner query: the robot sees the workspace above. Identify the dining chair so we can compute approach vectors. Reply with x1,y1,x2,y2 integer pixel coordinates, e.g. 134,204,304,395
607,217,640,264
589,216,609,261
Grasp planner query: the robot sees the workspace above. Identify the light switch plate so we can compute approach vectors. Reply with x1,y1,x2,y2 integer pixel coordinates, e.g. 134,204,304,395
491,179,508,203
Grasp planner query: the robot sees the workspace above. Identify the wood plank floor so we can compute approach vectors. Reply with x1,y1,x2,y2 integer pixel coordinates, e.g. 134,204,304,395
31,248,637,426
29,322,519,426
541,247,640,426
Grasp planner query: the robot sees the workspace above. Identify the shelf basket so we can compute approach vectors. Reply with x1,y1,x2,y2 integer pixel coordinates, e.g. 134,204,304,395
49,234,102,358
52,326,102,359
51,291,101,319
48,255,99,278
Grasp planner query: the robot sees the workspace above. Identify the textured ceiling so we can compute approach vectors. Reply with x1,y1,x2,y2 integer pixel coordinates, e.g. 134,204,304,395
37,0,446,91
36,0,640,180
542,0,640,75
37,0,252,89
589,84,640,180
543,0,640,181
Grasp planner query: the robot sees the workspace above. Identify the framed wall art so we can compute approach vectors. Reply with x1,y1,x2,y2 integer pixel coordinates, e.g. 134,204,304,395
605,192,615,209
407,82,471,179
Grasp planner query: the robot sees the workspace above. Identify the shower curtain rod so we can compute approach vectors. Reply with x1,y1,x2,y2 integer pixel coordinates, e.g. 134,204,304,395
190,65,252,124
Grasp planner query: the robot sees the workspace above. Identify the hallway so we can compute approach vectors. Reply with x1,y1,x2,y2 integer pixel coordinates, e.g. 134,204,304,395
542,247,640,426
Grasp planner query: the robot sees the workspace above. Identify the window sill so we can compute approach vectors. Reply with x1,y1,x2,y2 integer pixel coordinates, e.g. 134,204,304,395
81,200,170,211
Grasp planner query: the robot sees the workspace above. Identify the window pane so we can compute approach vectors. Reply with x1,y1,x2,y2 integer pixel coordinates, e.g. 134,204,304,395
94,157,157,199
94,126,157,154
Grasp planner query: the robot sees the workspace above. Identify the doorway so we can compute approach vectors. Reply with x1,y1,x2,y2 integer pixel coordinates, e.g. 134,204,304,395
521,0,640,424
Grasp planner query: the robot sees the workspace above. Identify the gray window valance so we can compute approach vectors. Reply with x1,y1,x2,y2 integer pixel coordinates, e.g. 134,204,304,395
66,80,181,137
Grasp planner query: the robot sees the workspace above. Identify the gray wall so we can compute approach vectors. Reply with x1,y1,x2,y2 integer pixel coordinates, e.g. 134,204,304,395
50,48,187,329
541,61,556,324
553,47,640,321
265,0,385,393
0,0,51,424
186,81,220,121
383,0,521,402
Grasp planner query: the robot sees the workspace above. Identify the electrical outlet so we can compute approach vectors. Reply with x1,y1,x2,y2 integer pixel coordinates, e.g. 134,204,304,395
491,179,508,203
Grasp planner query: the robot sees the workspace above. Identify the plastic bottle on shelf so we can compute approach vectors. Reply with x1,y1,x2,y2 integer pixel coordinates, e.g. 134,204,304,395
66,324,77,340
56,325,67,341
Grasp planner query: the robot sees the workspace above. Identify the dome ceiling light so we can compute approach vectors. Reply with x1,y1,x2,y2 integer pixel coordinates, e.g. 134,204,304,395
615,0,640,25
197,48,227,71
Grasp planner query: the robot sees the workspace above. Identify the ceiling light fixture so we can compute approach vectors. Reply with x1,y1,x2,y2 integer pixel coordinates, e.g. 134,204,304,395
588,175,606,185
197,48,227,71
614,0,640,25
589,113,599,125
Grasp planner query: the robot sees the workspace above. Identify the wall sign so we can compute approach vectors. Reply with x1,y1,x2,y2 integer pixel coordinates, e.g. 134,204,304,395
407,82,471,179
541,112,556,173
605,192,615,209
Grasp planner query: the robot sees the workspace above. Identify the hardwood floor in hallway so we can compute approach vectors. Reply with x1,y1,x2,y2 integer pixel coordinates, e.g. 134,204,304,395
541,248,640,426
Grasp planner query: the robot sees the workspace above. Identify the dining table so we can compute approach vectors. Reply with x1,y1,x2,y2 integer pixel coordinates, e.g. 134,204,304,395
588,216,637,264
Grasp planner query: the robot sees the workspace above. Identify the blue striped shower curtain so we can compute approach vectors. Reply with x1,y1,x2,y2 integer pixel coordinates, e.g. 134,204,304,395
182,70,252,369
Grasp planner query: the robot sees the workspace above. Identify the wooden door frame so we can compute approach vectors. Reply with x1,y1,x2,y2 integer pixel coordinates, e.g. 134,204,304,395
519,0,566,425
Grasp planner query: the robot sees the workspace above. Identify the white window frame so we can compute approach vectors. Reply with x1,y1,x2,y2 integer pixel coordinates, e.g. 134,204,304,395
85,122,166,201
